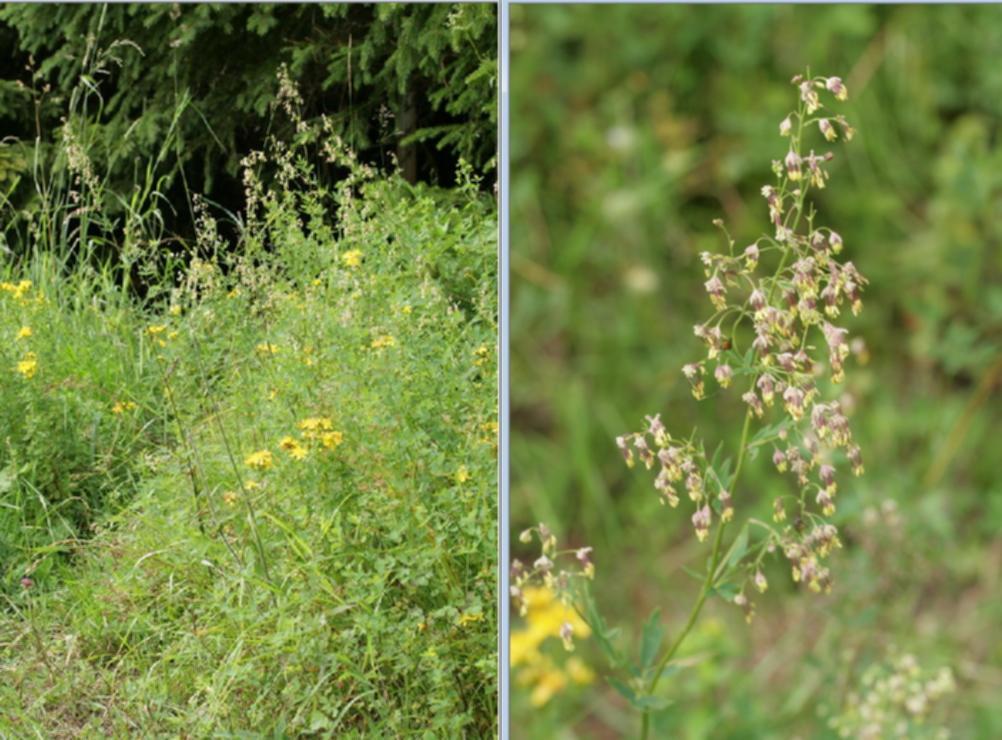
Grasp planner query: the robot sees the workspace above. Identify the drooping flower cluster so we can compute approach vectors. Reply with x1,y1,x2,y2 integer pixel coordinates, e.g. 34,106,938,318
510,524,595,652
616,413,734,541
618,73,867,616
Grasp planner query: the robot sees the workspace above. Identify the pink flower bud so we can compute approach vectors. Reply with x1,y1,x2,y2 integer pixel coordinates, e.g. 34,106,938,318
825,76,848,101
819,118,837,142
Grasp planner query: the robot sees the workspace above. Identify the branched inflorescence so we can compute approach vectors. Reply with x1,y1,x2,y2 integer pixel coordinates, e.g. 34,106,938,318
511,76,868,718
615,72,866,615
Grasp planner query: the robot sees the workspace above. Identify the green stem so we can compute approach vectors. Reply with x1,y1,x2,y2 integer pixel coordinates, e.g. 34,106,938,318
640,90,815,740
639,407,754,739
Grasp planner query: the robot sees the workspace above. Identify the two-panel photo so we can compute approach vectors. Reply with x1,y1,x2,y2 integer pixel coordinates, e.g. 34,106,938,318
0,3,998,738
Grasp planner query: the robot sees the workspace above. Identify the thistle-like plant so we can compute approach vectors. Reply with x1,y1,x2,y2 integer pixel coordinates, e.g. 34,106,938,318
512,71,867,736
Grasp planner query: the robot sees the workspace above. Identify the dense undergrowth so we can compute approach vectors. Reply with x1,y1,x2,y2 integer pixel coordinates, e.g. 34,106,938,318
0,71,497,736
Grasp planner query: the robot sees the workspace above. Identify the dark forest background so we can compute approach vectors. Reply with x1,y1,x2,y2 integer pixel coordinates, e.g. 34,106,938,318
0,3,496,247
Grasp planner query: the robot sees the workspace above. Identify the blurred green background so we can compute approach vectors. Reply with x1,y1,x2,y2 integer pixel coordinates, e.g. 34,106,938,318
510,5,1001,737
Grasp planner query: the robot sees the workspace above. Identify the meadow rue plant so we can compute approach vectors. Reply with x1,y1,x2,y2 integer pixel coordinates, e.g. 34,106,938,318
515,71,866,736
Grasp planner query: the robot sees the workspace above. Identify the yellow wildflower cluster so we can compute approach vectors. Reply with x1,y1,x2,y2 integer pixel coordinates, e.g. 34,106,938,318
256,342,280,356
512,586,594,707
15,351,38,379
279,435,309,461
112,400,138,414
298,417,344,451
473,344,492,367
370,334,396,350
341,249,363,268
12,326,37,379
146,324,169,348
244,450,274,470
1,279,33,303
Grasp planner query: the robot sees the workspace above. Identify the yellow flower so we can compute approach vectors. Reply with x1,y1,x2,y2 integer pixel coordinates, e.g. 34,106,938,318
510,630,542,668
222,491,238,507
169,304,182,316
146,324,168,347
371,334,396,350
279,436,308,461
244,450,274,470
529,664,567,707
341,249,362,268
401,304,413,315
111,400,138,414
565,657,595,685
15,352,37,379
299,416,333,433
456,612,483,628
473,344,491,367
319,431,344,450
5,279,33,301
480,420,499,445
256,342,279,356
16,326,32,340
455,466,470,485
512,587,591,667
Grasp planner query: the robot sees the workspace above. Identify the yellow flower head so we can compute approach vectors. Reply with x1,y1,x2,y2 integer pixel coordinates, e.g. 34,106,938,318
341,250,363,268
7,280,33,301
473,344,492,367
455,466,471,485
319,430,344,450
371,334,396,350
512,586,595,707
112,400,138,414
298,417,334,439
15,352,37,379
244,450,274,470
16,326,32,340
256,342,279,356
222,490,238,507
279,436,308,461
146,324,167,336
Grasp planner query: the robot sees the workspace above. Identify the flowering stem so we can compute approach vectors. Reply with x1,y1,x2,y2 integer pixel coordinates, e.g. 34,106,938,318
639,406,754,739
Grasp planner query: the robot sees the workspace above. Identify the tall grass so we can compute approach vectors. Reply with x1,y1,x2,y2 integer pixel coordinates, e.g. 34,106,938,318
0,49,496,736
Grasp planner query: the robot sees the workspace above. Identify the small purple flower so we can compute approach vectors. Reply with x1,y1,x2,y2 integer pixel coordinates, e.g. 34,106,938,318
691,505,712,542
819,118,837,142
785,149,802,181
825,76,848,101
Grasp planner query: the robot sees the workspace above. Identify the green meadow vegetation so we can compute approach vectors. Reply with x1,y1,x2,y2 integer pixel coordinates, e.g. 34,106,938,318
0,7,497,736
510,5,1001,738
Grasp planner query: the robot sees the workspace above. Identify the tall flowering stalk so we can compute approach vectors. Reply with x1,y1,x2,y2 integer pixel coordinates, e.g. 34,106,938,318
512,72,866,737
